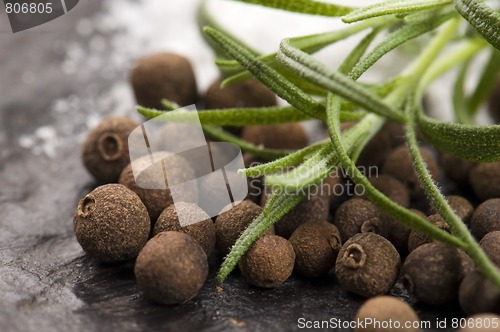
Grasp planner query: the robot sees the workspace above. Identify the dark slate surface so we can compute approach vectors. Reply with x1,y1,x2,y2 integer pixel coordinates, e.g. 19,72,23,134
0,3,464,332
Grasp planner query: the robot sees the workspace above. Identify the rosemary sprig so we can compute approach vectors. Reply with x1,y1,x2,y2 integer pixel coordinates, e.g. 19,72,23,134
139,0,500,289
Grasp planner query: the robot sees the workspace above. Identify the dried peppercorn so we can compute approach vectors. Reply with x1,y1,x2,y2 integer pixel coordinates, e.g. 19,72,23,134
334,198,387,243
471,198,500,240
215,200,272,256
289,221,342,277
129,52,197,109
119,152,197,223
354,296,420,332
238,235,295,288
402,242,464,305
479,231,500,267
153,202,216,256
335,233,400,297
134,231,208,305
73,184,150,262
469,162,500,201
429,195,474,225
82,116,138,184
382,146,439,199
459,270,500,316
241,123,308,150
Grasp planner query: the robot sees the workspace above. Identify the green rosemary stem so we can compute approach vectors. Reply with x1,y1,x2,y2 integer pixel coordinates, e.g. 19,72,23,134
403,17,461,86
406,99,500,289
326,94,467,248
418,38,487,93
399,17,500,288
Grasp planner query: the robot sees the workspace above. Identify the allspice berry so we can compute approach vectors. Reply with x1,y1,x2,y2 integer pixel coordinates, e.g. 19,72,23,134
354,296,420,332
407,214,450,252
241,123,308,150
440,152,476,186
153,202,216,256
334,198,387,243
262,190,330,239
118,152,197,223
361,175,410,208
215,200,272,256
204,78,277,134
457,314,500,332
82,116,138,183
402,242,464,305
289,221,342,277
205,78,277,109
238,235,295,288
382,146,439,199
73,184,150,262
429,195,474,225
480,231,500,266
335,233,401,297
459,271,500,316
134,231,208,305
386,209,426,256
357,122,405,168
471,198,500,240
469,162,500,201
130,52,198,109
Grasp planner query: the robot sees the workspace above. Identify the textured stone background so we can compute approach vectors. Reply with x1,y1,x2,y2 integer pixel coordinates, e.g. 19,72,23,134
0,1,464,331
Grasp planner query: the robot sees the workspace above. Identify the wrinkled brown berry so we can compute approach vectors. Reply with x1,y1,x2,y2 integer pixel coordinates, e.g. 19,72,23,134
262,190,330,239
215,200,272,256
402,242,464,305
480,231,500,267
73,184,150,262
386,209,426,256
204,78,277,109
289,221,342,277
82,116,138,183
354,296,419,332
335,233,400,297
238,235,295,288
440,152,476,186
469,163,500,201
153,202,215,256
357,122,405,168
459,271,500,316
130,52,198,109
134,231,208,304
471,198,500,240
407,214,450,252
334,198,387,243
361,175,410,208
204,78,277,135
457,313,500,332
241,123,308,150
382,146,439,199
429,195,474,225
118,152,197,223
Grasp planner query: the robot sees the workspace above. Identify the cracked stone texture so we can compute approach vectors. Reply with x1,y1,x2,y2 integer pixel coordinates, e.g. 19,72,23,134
0,2,464,332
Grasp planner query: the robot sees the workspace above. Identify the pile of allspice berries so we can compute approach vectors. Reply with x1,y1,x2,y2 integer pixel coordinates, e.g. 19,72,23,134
73,51,500,331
